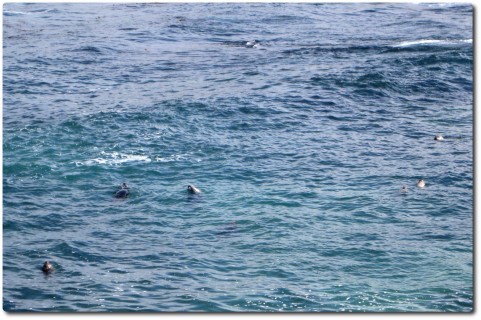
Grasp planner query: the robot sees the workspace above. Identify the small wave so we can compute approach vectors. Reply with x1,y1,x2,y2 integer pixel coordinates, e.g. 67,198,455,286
52,241,107,263
118,27,138,31
73,46,103,54
4,11,29,16
424,3,471,8
392,39,472,48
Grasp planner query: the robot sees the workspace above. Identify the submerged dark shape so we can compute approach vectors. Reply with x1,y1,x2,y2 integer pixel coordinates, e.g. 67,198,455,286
216,221,238,236
115,183,130,198
187,184,201,194
42,261,54,273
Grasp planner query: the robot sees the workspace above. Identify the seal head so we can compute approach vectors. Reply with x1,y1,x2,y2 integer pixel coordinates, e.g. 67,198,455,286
115,183,130,198
245,40,259,48
416,179,426,188
42,261,54,273
187,185,201,194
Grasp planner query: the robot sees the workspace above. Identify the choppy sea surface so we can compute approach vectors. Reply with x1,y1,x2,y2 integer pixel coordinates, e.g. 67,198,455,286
2,2,472,312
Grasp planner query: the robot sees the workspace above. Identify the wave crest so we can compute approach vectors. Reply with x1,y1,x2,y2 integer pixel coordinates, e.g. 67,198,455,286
392,39,472,48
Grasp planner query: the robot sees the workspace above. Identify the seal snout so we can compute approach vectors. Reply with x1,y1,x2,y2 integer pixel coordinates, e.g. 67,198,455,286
187,184,201,194
42,261,54,274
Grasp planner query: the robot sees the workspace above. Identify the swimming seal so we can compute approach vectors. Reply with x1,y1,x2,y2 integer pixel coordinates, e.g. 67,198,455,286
401,186,408,193
245,40,259,48
187,185,201,194
416,179,426,188
115,183,130,198
434,135,444,141
42,261,54,274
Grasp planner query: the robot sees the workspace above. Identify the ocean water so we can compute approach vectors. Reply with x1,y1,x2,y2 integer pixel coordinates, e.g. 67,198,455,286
2,2,473,312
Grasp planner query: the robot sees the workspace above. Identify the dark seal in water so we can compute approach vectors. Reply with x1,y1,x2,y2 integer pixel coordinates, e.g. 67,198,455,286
42,261,54,273
187,185,201,194
115,183,130,198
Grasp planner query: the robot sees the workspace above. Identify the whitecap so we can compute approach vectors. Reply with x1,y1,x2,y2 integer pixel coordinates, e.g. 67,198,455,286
425,3,470,8
154,155,185,162
392,39,472,47
4,11,29,16
75,152,151,166
153,153,193,163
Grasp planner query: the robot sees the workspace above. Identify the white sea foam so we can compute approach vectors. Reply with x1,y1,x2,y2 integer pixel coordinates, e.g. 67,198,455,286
74,151,199,166
154,153,191,162
75,152,151,166
393,39,472,47
4,11,29,16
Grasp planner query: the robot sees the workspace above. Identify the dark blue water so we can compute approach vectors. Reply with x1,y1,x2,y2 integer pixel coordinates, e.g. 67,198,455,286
2,2,472,312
